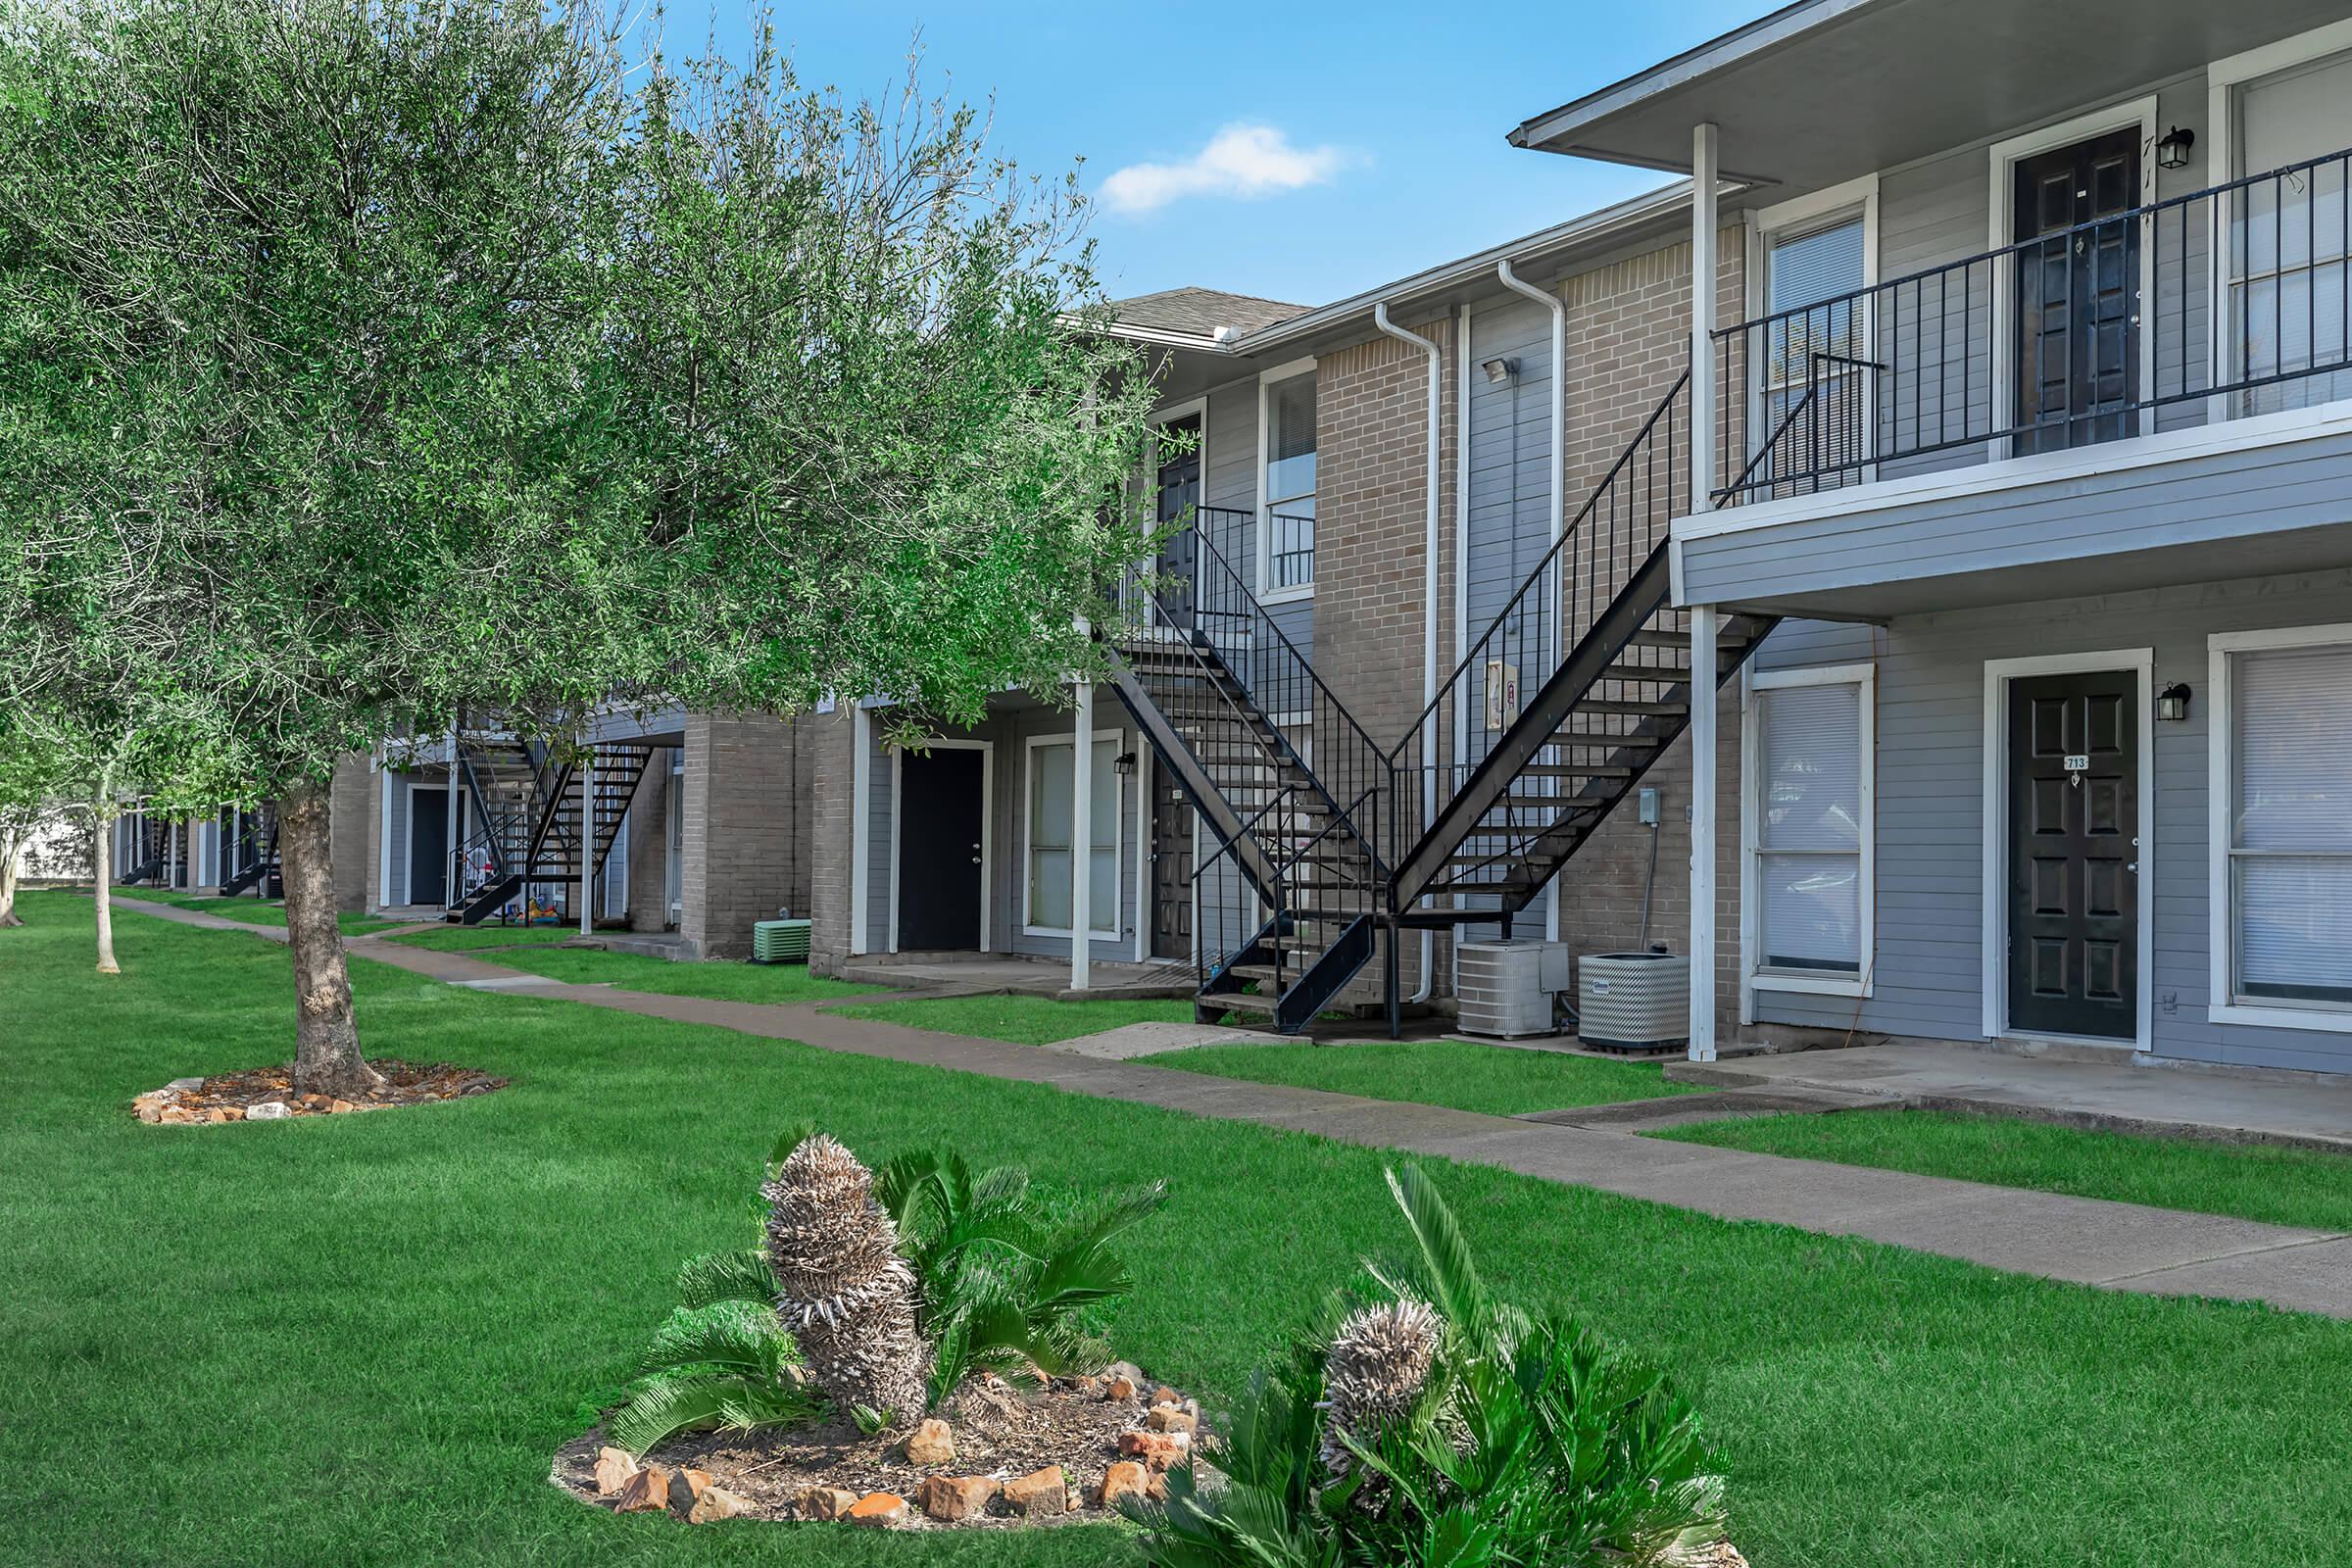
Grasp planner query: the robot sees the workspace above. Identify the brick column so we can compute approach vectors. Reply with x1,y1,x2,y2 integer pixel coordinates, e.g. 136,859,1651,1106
807,709,859,975
328,752,373,913
677,714,811,960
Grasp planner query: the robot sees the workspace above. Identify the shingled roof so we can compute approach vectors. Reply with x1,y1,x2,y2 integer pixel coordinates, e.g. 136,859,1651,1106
1106,286,1312,342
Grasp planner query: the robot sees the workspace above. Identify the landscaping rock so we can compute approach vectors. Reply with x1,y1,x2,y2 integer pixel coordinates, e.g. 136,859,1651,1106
593,1447,639,1496
797,1486,860,1522
328,1099,358,1114
157,1106,194,1124
247,1102,291,1120
916,1475,997,1522
165,1077,205,1092
686,1486,753,1524
844,1492,907,1528
1147,1405,1198,1436
614,1465,671,1513
1096,1460,1158,1508
1152,1386,1179,1406
1118,1431,1189,1471
1104,1376,1138,1400
1000,1466,1067,1516
135,1101,165,1124
903,1417,956,1466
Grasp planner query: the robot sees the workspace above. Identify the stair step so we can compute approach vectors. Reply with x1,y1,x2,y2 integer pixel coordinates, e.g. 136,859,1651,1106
1569,699,1689,717
1203,990,1279,1014
1598,660,1691,681
1519,763,1639,778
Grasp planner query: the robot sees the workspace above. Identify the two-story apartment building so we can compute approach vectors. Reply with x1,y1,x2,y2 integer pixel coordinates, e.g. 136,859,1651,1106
1509,0,2352,1073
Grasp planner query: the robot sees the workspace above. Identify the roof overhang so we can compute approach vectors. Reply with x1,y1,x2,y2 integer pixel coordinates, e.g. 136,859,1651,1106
1510,0,2352,195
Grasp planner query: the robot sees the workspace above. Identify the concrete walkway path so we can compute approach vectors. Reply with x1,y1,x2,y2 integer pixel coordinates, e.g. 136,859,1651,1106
112,897,2352,1318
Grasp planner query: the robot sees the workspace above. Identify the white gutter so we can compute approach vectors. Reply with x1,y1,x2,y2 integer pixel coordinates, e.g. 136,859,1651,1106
1374,300,1443,1004
1495,259,1569,945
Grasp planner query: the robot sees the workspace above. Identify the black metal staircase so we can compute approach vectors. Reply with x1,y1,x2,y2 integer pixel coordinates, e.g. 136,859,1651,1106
1108,373,1780,1036
1102,508,1398,1034
451,731,654,924
219,808,278,897
1387,371,1778,943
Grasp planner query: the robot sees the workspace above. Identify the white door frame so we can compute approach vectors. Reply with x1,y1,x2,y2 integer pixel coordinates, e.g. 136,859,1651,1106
889,738,994,955
1978,648,2155,1053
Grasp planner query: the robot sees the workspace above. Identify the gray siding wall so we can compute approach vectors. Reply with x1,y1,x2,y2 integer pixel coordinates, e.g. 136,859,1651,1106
1751,568,2352,1075
385,772,412,906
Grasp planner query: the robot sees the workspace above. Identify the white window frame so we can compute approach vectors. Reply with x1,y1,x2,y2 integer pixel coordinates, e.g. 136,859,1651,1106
1740,662,1876,1004
1985,98,2161,457
1745,174,1881,492
1978,649,2155,1053
888,736,995,956
2205,20,2352,429
2206,621,2352,1034
1255,357,1317,604
1021,728,1122,941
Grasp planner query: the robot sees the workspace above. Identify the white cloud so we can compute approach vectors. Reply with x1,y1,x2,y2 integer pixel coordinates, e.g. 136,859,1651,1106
1099,123,1347,216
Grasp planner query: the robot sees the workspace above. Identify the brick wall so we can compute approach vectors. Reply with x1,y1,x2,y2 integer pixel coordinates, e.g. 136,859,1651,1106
329,752,372,912
808,710,858,974
678,715,813,960
1550,227,1749,1035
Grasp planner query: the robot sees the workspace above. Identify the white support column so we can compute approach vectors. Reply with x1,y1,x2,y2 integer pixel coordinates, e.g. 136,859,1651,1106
849,705,872,956
579,747,596,936
1688,604,1719,1062
167,818,179,889
1690,122,1720,515
1069,683,1095,992
445,723,462,911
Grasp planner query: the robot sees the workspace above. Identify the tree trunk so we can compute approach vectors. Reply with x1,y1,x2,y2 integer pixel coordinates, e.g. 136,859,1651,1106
91,820,119,972
0,827,24,927
278,775,380,1097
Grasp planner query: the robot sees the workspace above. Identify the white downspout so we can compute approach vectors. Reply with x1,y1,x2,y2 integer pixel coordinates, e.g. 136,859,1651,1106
1496,258,1568,945
1374,300,1442,1004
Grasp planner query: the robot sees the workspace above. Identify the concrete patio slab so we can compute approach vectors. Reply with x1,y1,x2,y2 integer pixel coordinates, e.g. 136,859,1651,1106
1046,1019,1260,1059
1671,1041,2352,1152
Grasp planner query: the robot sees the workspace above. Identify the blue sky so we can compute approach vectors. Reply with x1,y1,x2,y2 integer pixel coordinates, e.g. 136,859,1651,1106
684,2,1766,309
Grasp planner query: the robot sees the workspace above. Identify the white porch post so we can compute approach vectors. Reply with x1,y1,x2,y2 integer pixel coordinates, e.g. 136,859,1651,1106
167,818,178,889
1069,682,1095,992
1688,604,1719,1061
445,722,462,910
1690,122,1719,514
579,746,596,936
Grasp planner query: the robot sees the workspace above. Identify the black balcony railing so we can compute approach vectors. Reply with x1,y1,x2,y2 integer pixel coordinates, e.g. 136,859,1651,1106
1713,144,2352,504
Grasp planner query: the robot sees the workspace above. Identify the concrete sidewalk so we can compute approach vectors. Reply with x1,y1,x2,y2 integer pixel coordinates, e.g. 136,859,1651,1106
112,896,2352,1318
1673,1042,2352,1152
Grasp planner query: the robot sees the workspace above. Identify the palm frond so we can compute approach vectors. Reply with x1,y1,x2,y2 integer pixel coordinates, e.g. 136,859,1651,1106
606,1368,817,1457
675,1247,777,1309
639,1299,794,1379
1383,1164,1491,1348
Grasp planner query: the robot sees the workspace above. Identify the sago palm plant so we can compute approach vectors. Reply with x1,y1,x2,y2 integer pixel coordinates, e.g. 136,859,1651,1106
1123,1164,1733,1568
603,1257,819,1455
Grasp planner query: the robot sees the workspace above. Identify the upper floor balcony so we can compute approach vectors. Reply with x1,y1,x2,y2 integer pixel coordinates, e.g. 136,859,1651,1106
1514,0,2352,617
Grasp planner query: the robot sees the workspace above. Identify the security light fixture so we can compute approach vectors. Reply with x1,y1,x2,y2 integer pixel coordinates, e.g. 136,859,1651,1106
1112,751,1139,777
2156,126,2196,171
1481,357,1519,385
2158,682,2192,722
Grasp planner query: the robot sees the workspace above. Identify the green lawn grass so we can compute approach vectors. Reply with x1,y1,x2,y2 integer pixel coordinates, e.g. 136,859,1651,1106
1656,1106,2352,1234
112,886,402,935
381,923,605,951
469,943,882,1004
1143,1039,1706,1117
6,888,2352,1567
832,992,1194,1046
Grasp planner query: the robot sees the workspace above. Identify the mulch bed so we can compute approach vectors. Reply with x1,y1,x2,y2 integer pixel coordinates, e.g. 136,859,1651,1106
131,1058,507,1124
553,1367,1205,1531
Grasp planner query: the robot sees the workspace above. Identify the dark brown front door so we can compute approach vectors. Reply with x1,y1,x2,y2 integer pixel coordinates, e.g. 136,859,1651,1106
2014,127,2141,455
1150,760,1193,960
2007,671,2137,1039
898,749,985,951
1154,414,1202,614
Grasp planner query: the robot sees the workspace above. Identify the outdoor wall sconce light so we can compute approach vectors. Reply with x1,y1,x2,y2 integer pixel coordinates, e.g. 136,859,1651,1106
2158,682,2192,722
1112,751,1139,777
2156,126,2196,171
1481,357,1519,385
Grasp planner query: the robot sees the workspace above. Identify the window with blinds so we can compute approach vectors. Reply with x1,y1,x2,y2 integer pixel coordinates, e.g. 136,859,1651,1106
2232,47,2352,415
1750,676,1870,977
2228,641,2352,1006
1761,214,1869,490
1263,370,1316,592
1027,736,1120,936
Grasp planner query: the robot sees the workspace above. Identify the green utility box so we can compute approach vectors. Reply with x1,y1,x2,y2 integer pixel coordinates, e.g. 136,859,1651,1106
751,918,812,964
